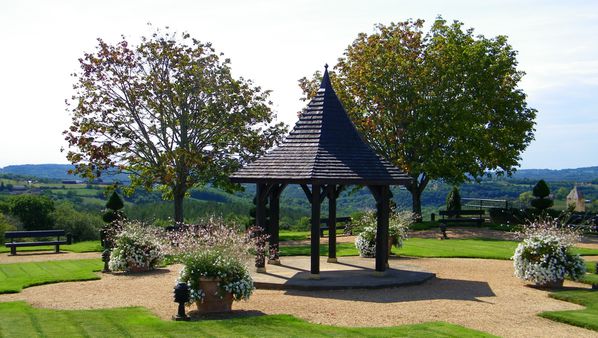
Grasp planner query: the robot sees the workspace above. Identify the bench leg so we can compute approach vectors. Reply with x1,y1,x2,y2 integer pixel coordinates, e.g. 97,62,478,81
55,244,60,253
10,247,16,256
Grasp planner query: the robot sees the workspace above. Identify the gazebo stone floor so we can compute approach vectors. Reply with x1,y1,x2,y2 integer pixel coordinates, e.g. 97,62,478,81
252,256,435,290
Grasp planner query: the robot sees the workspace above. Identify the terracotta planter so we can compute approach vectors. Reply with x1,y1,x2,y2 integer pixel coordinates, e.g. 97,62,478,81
196,278,233,313
535,278,564,289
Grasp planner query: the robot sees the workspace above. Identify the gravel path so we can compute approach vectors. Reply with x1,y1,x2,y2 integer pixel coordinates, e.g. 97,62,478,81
1,257,595,338
1,229,597,337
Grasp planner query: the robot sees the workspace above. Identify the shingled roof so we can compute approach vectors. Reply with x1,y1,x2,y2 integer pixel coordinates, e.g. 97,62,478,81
230,66,412,186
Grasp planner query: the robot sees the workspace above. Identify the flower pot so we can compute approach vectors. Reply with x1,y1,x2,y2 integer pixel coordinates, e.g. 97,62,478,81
196,278,233,313
535,278,564,289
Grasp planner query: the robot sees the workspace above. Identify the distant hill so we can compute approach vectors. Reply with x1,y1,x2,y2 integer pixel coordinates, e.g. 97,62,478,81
508,166,598,182
0,164,129,182
2,164,597,183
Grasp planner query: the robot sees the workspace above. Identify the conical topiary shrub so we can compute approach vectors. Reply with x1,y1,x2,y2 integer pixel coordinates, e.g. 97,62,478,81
103,191,125,223
101,191,126,251
531,179,553,211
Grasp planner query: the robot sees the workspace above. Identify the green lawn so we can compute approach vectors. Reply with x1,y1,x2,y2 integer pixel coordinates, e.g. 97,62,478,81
0,301,494,337
0,259,102,293
0,241,102,254
280,238,598,260
540,289,598,332
575,261,598,285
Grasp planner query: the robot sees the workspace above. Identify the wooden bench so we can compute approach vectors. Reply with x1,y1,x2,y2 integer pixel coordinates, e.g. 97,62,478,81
438,210,485,226
4,230,71,255
319,217,352,237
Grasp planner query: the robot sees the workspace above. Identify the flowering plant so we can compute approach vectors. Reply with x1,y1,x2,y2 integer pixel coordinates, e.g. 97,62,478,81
513,218,586,286
354,210,411,257
167,218,255,303
108,221,165,272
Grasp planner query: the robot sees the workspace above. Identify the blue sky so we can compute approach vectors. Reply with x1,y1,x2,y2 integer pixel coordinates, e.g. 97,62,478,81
0,0,596,169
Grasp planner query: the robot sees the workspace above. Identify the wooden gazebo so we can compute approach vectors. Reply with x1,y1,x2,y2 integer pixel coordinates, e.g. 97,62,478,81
230,66,411,278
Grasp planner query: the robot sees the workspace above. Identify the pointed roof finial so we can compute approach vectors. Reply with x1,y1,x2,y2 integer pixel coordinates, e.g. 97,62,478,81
320,63,331,89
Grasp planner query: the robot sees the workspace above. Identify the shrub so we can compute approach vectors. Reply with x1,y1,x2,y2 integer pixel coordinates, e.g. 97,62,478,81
531,180,553,211
513,218,586,286
52,202,103,242
8,194,55,230
167,218,255,303
0,214,18,244
109,221,165,272
103,191,125,223
446,186,461,212
354,210,411,257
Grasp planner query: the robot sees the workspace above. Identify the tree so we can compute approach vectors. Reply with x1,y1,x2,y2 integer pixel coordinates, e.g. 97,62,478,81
446,186,461,212
64,28,287,222
299,18,536,218
531,179,553,211
518,191,534,207
9,194,55,231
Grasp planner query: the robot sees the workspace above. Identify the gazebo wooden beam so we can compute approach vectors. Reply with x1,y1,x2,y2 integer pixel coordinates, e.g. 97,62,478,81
255,183,269,272
369,185,390,274
326,184,337,263
310,183,321,278
267,184,287,265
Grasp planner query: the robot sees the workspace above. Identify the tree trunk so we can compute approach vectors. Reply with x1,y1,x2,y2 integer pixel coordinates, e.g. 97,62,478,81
411,189,423,222
406,174,429,223
174,190,185,224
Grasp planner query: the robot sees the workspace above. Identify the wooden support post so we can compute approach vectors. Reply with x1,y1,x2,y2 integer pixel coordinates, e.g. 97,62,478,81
327,185,337,263
373,185,390,275
310,184,321,278
268,184,282,265
255,183,267,272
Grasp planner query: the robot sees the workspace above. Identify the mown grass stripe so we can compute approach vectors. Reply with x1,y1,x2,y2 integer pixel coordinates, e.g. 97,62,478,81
0,259,102,294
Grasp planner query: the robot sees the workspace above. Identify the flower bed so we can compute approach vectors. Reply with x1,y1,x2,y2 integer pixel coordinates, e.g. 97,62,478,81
108,221,165,272
354,211,411,258
513,218,586,287
167,218,256,312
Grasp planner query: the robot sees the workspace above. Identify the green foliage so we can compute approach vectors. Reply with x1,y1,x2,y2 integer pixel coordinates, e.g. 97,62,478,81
555,187,569,200
299,17,536,215
446,187,461,211
64,27,287,222
0,302,494,337
105,191,124,211
102,210,119,223
52,201,103,241
0,200,9,214
8,194,55,230
532,179,551,198
0,259,102,293
531,198,554,210
540,289,598,332
531,180,553,211
518,191,533,207
0,213,17,244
